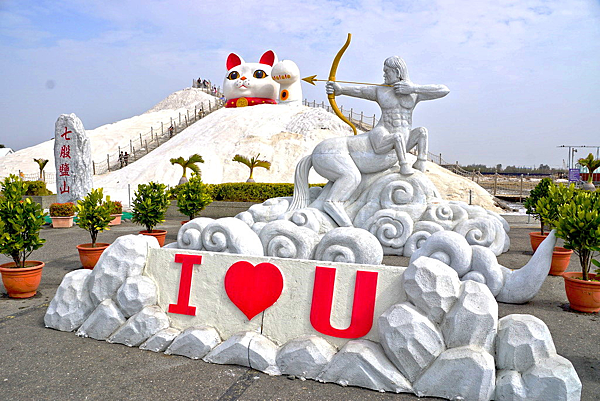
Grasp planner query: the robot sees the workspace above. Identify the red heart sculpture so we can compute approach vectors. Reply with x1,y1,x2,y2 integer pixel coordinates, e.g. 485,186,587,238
224,261,284,320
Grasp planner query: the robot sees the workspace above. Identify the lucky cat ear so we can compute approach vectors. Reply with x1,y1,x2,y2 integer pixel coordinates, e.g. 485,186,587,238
259,50,277,67
226,53,244,71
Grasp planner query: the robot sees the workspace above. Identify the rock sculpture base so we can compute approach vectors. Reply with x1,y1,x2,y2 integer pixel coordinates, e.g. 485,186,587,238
45,235,581,400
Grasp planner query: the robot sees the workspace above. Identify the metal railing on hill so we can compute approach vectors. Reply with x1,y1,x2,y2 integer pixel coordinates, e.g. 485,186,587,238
302,99,378,132
14,171,56,186
92,93,225,175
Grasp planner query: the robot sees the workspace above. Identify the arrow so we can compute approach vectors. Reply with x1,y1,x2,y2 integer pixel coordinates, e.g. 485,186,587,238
302,75,391,87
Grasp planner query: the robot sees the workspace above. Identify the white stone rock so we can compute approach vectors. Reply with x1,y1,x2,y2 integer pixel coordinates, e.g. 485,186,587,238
54,113,92,203
276,335,337,379
403,221,444,257
140,328,181,352
403,256,461,324
441,280,498,353
313,227,384,265
204,331,280,375
259,219,320,259
201,217,264,256
246,197,290,223
176,217,215,250
44,269,94,332
521,355,582,401
165,326,221,359
362,209,413,255
409,230,473,277
88,235,158,306
468,245,505,296
108,305,170,347
378,302,445,382
496,231,557,304
413,346,495,401
496,314,556,372
317,340,412,393
76,299,126,340
116,275,158,318
495,369,528,400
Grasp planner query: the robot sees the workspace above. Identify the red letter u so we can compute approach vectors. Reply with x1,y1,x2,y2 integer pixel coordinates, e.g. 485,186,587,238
310,266,378,338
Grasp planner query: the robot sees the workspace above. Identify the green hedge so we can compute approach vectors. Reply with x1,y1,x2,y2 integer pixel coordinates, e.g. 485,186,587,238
24,180,53,196
206,182,326,203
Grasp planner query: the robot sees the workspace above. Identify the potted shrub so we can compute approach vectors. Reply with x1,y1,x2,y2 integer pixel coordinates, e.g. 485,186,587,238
232,153,271,183
577,152,600,191
0,175,46,298
132,182,170,246
49,202,76,228
76,188,113,269
107,200,123,226
535,184,576,275
551,187,600,312
176,173,213,224
523,177,554,251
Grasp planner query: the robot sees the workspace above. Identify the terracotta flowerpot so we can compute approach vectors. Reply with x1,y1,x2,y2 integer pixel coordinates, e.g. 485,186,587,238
76,243,110,269
139,230,167,247
563,272,600,313
529,232,549,253
0,261,44,298
108,214,122,226
51,216,74,228
181,220,190,225
549,247,573,276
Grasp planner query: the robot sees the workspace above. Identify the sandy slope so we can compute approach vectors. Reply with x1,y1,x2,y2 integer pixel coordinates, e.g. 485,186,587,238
0,88,217,177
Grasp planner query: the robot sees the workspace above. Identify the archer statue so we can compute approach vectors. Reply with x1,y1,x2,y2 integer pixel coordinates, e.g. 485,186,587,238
288,51,449,228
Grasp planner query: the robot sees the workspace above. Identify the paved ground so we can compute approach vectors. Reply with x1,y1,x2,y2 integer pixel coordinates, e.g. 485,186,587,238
0,212,598,400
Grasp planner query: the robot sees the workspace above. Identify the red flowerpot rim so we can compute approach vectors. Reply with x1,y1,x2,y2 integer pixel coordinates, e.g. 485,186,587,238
553,247,573,254
563,272,600,283
0,260,45,271
529,231,549,237
139,229,167,234
76,243,111,250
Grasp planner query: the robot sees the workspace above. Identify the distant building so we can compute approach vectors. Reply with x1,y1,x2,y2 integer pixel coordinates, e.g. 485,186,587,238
0,147,14,158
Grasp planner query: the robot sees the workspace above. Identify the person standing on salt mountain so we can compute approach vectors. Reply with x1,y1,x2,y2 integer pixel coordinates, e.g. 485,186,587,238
326,56,449,175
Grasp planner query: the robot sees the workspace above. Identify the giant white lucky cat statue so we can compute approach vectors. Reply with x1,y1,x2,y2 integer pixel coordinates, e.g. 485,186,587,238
223,50,302,107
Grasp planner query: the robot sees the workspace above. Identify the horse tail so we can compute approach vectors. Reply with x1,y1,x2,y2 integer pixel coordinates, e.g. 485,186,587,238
288,155,312,211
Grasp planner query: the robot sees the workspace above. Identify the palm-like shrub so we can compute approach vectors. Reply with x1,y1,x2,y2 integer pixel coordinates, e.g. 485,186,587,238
170,154,204,185
578,153,600,183
131,182,169,232
177,173,213,220
76,188,112,247
33,158,49,180
0,175,46,267
232,153,271,183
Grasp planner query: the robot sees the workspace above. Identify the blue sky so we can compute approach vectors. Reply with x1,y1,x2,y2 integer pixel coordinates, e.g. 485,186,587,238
1,0,599,168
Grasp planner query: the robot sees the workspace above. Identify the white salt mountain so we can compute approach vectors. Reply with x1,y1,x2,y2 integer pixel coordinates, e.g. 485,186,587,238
0,88,216,180
3,87,500,212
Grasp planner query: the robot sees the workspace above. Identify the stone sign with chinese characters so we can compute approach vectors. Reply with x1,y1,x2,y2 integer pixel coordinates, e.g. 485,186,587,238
54,114,93,203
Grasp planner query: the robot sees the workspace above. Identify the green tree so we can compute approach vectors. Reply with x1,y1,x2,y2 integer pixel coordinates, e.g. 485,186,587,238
76,188,112,247
0,175,46,267
170,154,204,185
176,173,213,220
578,153,600,183
33,158,49,180
131,182,169,232
232,153,271,183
